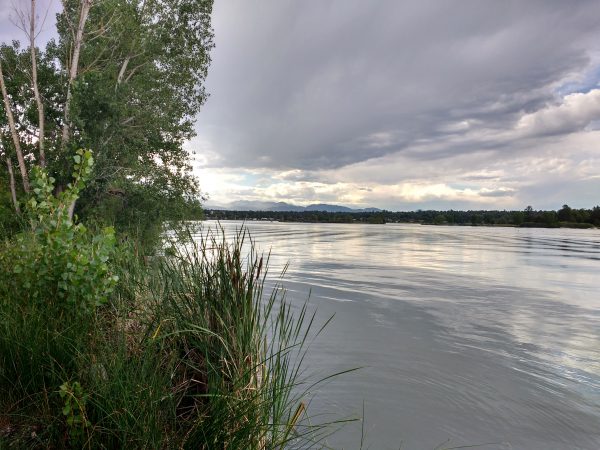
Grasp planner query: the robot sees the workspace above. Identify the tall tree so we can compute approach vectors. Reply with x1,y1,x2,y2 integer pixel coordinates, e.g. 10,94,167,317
0,0,214,231
59,0,92,153
558,204,573,222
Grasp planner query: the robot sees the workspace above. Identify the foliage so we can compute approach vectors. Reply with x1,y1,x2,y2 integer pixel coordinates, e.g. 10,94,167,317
59,381,91,444
53,0,213,238
0,0,214,244
1,222,346,448
78,229,344,449
0,179,21,236
0,152,117,427
207,205,600,228
0,150,118,313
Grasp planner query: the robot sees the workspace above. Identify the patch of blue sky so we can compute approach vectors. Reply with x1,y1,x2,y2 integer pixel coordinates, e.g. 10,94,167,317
449,184,475,191
240,172,262,186
555,64,600,96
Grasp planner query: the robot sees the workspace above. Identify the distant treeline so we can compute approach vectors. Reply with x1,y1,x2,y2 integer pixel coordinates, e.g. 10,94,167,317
205,204,600,228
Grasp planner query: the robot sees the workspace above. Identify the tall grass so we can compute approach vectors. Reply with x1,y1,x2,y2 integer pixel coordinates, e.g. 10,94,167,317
0,226,345,448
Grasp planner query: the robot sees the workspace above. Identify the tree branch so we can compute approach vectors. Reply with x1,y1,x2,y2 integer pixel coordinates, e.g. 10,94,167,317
116,55,130,87
0,60,30,192
124,62,146,83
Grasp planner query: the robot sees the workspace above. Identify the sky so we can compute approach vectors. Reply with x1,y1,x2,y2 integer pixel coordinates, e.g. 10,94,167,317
2,0,600,211
190,0,600,211
0,0,58,47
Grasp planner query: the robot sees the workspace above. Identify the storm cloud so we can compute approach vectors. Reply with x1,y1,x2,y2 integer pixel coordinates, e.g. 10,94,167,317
189,0,600,210
190,0,600,209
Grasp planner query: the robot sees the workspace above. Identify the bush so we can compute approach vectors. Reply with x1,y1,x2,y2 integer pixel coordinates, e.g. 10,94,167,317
0,150,118,443
0,150,118,313
558,222,595,229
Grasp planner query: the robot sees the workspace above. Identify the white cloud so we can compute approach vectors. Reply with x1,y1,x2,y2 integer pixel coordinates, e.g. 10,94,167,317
196,127,600,210
516,89,600,137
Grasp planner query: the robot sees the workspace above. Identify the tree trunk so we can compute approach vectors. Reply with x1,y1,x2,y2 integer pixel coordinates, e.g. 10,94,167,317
0,60,30,193
30,0,46,167
4,154,21,214
60,0,91,150
116,56,130,88
67,198,76,220
61,0,92,220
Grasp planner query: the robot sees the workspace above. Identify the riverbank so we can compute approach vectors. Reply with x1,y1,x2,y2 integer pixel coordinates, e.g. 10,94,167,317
0,199,332,449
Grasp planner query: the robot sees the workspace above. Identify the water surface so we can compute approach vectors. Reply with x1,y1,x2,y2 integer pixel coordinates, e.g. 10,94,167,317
199,221,600,449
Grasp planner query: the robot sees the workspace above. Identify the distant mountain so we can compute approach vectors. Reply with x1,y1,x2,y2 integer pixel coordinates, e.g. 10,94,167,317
222,201,304,211
205,200,381,213
305,203,354,212
267,202,305,212
305,203,381,213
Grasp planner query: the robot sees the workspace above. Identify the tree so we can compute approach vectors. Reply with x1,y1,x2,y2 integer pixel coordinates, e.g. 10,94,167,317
511,211,524,225
0,0,214,238
12,0,48,167
433,214,446,225
591,206,600,226
0,140,20,214
558,204,573,222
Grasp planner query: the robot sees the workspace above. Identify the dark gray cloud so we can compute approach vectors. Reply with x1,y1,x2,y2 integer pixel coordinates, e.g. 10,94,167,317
194,0,600,173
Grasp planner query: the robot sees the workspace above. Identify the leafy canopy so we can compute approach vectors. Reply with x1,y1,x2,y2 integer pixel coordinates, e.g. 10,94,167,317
1,0,214,240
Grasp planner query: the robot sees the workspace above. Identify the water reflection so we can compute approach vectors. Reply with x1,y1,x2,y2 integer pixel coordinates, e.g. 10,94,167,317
195,221,600,449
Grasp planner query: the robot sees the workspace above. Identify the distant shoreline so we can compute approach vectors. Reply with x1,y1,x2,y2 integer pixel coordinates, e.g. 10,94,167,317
204,208,599,229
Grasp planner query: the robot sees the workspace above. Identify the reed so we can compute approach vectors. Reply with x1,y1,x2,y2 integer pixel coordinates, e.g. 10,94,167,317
0,225,346,448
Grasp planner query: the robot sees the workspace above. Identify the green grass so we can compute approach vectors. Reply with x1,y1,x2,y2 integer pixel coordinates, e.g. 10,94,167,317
0,226,348,449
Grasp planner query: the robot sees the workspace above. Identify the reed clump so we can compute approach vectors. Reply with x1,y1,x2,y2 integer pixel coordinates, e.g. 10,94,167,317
1,227,336,449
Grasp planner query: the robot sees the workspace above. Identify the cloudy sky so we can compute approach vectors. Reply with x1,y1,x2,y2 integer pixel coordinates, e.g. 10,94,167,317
2,1,600,211
190,0,600,210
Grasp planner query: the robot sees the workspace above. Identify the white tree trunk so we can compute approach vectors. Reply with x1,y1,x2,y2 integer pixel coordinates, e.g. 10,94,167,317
61,0,92,220
4,154,21,214
60,0,91,150
0,60,30,193
30,0,46,167
116,56,130,87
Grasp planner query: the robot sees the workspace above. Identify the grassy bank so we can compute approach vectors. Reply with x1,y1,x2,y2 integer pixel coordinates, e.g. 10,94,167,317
0,158,342,449
0,229,339,449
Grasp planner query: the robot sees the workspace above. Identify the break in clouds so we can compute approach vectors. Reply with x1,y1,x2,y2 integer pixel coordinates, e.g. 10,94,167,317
192,0,600,210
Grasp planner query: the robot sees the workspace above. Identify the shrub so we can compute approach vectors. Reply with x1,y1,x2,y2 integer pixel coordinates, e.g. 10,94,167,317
0,150,118,313
0,150,118,431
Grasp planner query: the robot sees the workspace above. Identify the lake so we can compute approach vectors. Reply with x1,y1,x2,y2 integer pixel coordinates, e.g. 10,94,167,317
199,221,600,449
